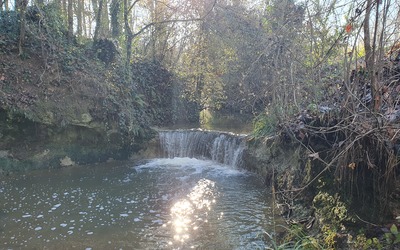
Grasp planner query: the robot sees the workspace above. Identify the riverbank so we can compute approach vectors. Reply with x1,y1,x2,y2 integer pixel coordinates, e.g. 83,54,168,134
0,12,196,173
245,108,400,249
0,45,155,172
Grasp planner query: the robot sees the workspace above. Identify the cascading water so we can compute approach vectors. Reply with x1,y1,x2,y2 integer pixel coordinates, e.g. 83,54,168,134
0,129,275,249
158,129,246,168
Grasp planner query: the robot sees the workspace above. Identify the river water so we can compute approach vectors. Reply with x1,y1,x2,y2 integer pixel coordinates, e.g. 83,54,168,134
1,158,275,249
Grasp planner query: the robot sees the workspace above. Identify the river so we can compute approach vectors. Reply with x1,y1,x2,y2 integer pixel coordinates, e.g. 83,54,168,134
1,159,276,249
1,130,276,249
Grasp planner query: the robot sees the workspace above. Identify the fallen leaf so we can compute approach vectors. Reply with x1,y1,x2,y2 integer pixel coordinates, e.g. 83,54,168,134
348,162,356,170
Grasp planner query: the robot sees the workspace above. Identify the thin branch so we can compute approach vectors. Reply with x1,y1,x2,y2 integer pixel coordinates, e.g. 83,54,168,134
132,18,201,39
131,0,217,40
128,0,141,14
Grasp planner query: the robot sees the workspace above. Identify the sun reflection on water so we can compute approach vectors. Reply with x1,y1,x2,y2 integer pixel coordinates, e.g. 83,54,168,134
168,178,217,245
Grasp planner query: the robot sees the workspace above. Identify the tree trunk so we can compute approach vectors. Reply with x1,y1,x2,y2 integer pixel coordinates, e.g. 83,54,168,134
17,0,28,56
62,0,67,15
83,1,87,37
123,0,133,63
101,0,109,37
77,0,83,36
67,0,74,42
93,0,104,41
364,0,381,112
110,0,120,38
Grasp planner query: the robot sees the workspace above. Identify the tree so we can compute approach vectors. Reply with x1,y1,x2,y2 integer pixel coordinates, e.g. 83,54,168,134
363,0,379,111
94,0,104,41
17,0,28,55
76,0,84,36
110,0,121,38
67,0,73,42
123,0,137,63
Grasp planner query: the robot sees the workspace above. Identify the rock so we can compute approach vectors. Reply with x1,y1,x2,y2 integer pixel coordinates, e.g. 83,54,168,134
60,156,75,167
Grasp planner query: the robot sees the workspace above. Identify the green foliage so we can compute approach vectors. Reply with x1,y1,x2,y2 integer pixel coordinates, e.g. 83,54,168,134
0,11,19,43
312,192,355,249
313,192,351,230
40,3,67,39
354,234,382,250
321,225,337,249
252,113,278,138
385,224,400,246
265,225,322,250
131,61,175,125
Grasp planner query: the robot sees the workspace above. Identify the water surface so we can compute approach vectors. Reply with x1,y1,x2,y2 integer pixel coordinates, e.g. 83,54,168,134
1,158,273,249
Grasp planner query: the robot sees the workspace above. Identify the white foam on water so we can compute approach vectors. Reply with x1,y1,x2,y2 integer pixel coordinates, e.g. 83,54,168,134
134,157,247,177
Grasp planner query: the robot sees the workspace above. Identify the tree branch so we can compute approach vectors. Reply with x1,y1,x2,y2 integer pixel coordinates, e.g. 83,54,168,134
128,0,141,14
131,0,217,39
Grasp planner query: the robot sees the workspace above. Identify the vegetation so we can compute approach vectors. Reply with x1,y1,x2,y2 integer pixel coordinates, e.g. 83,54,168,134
1,0,400,248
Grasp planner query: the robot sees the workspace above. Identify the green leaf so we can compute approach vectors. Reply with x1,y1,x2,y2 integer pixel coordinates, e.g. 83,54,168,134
385,233,393,244
390,224,398,235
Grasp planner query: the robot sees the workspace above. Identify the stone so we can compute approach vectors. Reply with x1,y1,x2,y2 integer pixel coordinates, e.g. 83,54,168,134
60,156,75,167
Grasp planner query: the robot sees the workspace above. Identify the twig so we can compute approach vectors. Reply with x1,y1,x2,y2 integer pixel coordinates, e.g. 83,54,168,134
356,214,381,227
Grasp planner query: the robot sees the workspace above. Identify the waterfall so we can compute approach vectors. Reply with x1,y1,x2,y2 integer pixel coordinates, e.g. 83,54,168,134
158,129,246,168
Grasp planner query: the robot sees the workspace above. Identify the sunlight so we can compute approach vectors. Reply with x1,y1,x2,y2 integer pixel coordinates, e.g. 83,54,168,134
169,178,217,244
